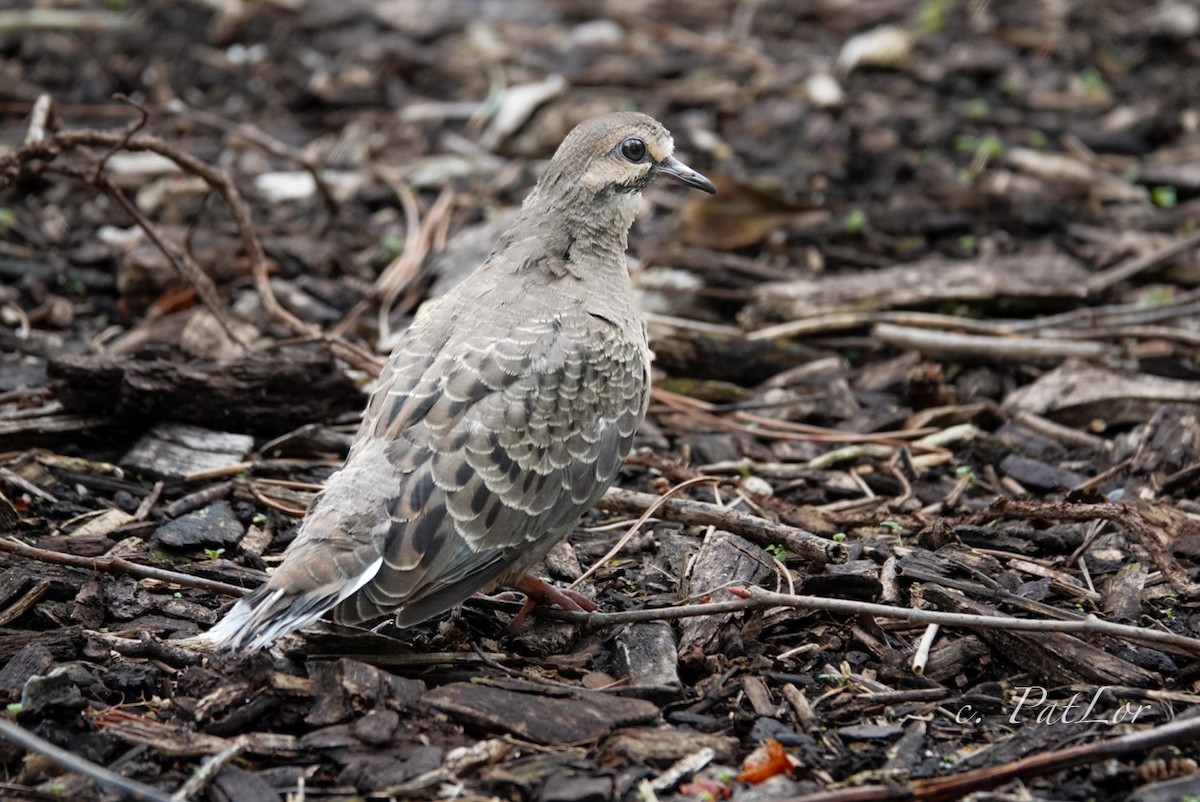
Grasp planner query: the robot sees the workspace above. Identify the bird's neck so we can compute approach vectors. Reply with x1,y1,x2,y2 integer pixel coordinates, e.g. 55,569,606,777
468,185,645,333
520,186,640,268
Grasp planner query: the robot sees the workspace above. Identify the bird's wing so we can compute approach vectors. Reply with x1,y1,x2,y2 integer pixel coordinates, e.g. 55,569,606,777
333,308,648,626
206,323,449,651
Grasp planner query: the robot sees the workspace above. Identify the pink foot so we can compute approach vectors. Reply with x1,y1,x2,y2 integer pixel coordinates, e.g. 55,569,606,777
503,576,597,630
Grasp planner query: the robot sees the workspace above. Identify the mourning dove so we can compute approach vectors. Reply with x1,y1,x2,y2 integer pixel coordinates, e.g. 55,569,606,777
208,112,715,650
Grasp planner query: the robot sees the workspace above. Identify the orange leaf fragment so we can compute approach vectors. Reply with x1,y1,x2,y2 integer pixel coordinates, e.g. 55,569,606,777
737,739,791,784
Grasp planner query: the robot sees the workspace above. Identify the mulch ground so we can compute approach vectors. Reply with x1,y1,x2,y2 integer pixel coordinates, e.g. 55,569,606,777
2,1,1200,800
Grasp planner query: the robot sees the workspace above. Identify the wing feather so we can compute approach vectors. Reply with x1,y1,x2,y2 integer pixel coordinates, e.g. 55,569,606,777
334,310,648,626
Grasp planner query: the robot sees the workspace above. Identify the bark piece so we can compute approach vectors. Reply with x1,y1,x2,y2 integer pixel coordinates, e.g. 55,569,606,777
539,774,614,802
678,530,772,660
601,726,739,765
743,252,1089,327
48,346,364,434
304,658,405,727
614,621,684,701
801,559,883,599
0,627,85,662
923,635,989,684
999,455,1087,492
155,500,245,549
19,667,85,717
123,423,255,480
1002,363,1200,427
1131,404,1200,477
422,681,659,745
1103,562,1148,623
106,717,298,756
337,745,444,789
351,708,400,746
741,675,779,717
0,643,53,698
0,567,30,610
209,765,281,802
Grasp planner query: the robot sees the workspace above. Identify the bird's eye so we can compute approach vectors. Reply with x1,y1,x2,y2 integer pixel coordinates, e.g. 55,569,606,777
620,137,648,162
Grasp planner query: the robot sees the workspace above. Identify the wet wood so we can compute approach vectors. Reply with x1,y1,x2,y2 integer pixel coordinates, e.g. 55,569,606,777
922,586,1160,687
1003,364,1200,427
122,423,255,481
743,253,1089,328
48,346,364,434
422,681,659,745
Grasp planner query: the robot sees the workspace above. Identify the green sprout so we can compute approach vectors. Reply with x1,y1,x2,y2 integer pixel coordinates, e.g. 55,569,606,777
843,209,867,235
963,98,989,119
1152,186,1177,209
916,0,950,34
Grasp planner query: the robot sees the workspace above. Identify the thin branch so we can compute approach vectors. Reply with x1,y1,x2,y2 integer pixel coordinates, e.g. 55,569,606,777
24,94,52,146
89,170,248,349
540,586,1200,655
572,476,718,589
374,182,455,343
0,717,174,802
1086,228,1200,295
0,119,396,380
165,99,341,218
0,127,316,340
873,323,1117,366
0,537,251,597
169,736,249,802
976,498,1200,596
774,711,1200,802
596,487,847,564
651,387,952,453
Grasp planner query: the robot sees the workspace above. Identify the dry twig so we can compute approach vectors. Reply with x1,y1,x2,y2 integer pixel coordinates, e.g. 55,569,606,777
542,586,1200,655
0,537,251,597
774,711,1200,802
596,487,846,564
0,717,173,802
0,124,313,338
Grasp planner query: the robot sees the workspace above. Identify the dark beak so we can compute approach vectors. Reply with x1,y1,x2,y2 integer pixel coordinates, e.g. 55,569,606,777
659,155,716,194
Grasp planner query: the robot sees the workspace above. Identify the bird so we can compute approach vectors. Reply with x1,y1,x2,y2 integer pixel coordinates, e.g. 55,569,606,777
207,111,716,651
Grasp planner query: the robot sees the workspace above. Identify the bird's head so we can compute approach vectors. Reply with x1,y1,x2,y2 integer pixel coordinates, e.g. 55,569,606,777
534,112,716,213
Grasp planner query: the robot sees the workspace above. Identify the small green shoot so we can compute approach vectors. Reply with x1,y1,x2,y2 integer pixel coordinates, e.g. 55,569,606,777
916,0,950,34
1152,186,1177,209
381,234,405,256
962,98,989,119
843,208,867,235
1027,130,1049,149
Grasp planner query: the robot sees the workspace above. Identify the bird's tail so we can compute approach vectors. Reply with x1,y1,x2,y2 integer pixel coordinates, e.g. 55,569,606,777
206,556,384,651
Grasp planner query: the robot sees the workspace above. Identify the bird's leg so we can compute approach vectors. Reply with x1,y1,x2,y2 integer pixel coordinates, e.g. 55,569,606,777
498,576,597,630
